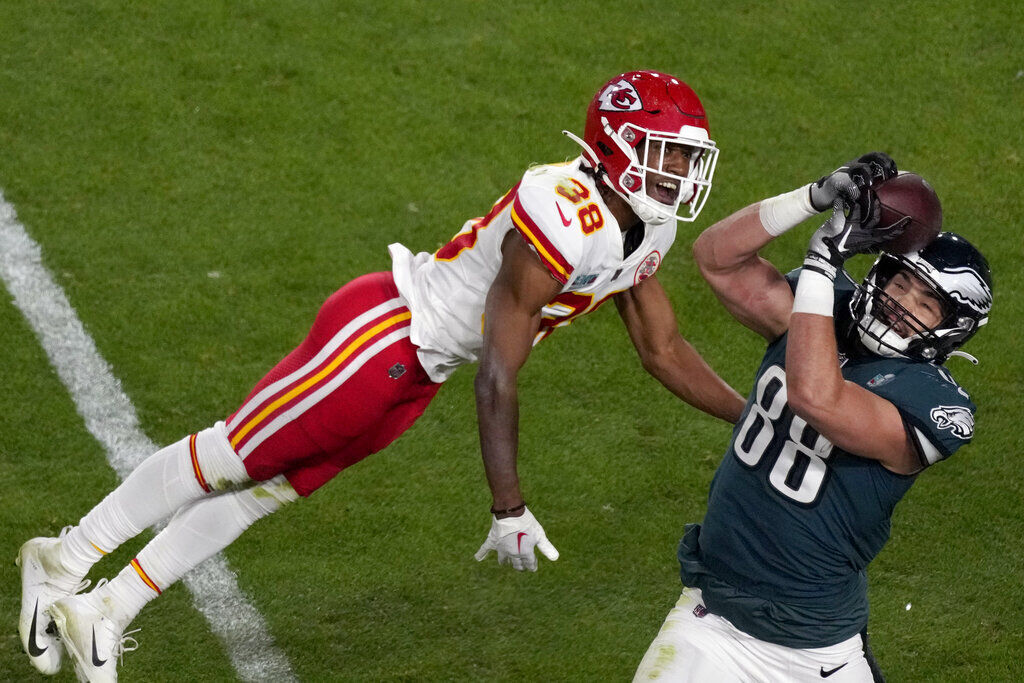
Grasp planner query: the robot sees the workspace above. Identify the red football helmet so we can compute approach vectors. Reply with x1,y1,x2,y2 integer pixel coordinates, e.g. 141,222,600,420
564,71,718,224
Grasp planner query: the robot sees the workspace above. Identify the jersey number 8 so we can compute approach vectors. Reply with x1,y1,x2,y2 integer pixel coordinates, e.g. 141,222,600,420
733,365,834,505
557,179,605,235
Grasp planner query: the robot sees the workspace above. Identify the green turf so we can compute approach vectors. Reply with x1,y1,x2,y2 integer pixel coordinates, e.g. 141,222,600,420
1,0,1022,680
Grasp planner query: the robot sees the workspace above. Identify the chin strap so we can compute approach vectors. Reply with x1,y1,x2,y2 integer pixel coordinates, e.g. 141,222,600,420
948,350,980,365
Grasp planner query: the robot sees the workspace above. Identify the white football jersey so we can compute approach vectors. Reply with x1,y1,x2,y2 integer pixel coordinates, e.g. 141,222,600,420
390,158,678,382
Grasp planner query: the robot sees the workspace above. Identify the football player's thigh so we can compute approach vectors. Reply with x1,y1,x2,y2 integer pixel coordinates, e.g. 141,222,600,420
634,589,746,682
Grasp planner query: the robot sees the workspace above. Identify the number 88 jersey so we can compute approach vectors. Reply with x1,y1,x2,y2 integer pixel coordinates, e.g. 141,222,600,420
683,271,977,649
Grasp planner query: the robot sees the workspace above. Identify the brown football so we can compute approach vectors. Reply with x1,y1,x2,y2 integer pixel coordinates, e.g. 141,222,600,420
872,172,942,254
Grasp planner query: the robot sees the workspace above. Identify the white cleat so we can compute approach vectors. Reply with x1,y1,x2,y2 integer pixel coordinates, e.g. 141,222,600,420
17,533,87,675
47,590,139,683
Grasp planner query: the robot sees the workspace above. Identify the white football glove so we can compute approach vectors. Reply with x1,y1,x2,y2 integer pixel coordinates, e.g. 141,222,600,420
473,506,559,572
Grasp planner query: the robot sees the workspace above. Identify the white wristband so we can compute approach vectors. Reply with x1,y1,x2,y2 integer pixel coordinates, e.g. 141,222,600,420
758,184,818,237
792,266,835,317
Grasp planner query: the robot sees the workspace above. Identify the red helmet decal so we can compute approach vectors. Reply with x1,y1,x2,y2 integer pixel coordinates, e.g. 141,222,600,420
598,80,643,112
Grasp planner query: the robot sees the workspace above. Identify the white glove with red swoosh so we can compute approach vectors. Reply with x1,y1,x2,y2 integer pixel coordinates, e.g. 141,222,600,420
473,506,559,572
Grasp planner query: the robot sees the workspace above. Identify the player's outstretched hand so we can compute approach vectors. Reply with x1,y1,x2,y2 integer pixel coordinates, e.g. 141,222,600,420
474,506,559,572
807,199,906,274
809,152,898,213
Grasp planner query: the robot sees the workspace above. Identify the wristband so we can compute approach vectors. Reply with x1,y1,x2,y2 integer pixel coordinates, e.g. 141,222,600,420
792,260,836,317
759,184,818,237
490,502,526,516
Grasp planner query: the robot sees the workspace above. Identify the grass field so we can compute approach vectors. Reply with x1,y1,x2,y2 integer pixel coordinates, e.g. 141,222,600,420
1,1,1022,680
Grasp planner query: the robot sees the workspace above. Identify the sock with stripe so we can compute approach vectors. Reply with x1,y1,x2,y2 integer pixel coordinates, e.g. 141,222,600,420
89,476,298,627
59,422,251,579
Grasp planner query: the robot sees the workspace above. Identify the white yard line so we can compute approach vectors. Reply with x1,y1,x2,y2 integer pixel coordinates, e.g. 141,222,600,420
0,191,297,682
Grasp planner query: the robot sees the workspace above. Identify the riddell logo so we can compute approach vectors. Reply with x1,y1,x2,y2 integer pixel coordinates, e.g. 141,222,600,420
598,80,642,112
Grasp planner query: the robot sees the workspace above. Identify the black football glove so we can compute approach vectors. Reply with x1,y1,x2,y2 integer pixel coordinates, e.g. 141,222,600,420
807,201,908,275
809,152,898,226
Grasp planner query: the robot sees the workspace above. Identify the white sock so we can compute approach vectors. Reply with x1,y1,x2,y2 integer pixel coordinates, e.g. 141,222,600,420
89,476,297,627
59,422,251,579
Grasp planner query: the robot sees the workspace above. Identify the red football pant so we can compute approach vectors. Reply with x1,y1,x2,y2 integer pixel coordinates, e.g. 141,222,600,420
225,272,442,496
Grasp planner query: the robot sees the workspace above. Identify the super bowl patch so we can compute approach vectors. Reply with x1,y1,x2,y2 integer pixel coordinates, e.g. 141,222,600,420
634,250,661,284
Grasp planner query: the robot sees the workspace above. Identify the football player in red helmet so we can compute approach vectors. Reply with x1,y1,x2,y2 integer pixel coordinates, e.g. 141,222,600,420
19,71,743,680
565,70,719,224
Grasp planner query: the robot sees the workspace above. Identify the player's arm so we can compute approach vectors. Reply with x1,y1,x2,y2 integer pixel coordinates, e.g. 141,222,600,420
692,201,797,340
475,231,560,512
614,275,745,423
787,315,920,474
473,230,562,571
693,153,899,341
786,174,919,475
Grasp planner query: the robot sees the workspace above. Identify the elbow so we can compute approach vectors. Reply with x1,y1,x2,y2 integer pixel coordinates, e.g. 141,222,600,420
474,366,497,401
639,354,660,378
638,345,671,380
786,382,815,419
786,378,830,424
474,362,513,406
692,232,715,275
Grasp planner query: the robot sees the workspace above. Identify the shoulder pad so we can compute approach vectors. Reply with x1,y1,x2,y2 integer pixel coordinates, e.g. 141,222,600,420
510,168,586,284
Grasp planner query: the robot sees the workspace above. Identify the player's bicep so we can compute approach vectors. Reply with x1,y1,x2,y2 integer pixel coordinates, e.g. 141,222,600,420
614,276,679,356
699,255,793,341
479,232,563,374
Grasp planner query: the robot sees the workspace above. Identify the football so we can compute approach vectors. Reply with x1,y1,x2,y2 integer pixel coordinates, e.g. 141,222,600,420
872,171,943,254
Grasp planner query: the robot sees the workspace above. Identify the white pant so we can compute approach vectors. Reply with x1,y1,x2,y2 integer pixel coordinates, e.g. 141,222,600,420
634,588,874,682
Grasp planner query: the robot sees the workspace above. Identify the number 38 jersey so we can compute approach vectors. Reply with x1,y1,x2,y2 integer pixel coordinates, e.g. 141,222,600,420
389,158,677,382
679,271,978,649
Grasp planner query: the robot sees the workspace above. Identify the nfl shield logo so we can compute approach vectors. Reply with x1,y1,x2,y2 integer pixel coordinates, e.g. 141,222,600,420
388,363,406,379
692,603,708,618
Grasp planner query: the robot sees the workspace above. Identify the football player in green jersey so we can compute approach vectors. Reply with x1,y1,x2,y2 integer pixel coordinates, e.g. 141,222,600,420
634,153,993,682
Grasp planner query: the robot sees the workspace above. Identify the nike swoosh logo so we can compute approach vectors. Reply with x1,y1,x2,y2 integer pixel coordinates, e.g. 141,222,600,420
516,532,528,553
820,662,848,677
91,625,107,667
555,203,572,227
27,598,48,657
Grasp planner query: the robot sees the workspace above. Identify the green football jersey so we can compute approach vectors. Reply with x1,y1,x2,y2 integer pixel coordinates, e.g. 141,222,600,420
679,271,977,648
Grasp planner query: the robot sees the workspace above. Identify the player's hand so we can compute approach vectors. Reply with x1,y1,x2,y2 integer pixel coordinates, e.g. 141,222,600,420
807,199,905,272
473,506,559,572
809,152,898,213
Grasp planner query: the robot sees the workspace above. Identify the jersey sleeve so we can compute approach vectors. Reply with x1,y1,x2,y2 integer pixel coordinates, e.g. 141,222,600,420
873,365,977,468
509,179,582,285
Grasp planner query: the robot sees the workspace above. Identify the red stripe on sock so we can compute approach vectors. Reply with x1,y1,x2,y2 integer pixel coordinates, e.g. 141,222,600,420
130,558,162,595
189,433,212,493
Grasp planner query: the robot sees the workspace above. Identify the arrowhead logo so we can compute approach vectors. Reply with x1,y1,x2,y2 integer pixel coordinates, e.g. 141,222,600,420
597,79,643,112
91,625,107,667
27,598,48,657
